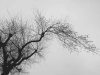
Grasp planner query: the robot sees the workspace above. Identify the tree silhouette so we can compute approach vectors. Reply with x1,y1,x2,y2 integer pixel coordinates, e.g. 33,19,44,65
0,13,98,75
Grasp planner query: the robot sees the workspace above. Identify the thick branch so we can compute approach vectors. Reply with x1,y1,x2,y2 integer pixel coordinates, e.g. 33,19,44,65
21,31,45,51
15,50,37,66
15,27,52,65
4,34,13,44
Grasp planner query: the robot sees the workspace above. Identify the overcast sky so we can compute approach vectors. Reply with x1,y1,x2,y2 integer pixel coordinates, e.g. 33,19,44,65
0,0,100,75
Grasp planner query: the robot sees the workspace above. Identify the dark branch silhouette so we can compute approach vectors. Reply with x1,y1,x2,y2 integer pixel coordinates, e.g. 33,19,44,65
0,12,98,75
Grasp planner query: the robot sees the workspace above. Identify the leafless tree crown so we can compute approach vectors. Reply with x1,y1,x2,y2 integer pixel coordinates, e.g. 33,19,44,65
0,13,98,75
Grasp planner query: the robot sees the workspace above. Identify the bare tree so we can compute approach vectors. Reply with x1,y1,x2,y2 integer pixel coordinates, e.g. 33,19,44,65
0,12,98,75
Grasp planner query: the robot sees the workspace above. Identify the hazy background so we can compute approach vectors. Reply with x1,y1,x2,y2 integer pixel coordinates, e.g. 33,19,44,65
0,0,100,75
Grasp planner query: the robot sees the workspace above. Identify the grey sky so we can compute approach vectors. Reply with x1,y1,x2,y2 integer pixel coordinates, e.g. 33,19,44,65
0,0,100,75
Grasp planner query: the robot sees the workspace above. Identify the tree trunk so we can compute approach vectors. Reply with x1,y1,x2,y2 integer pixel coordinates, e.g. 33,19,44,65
1,67,11,75
1,72,9,75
